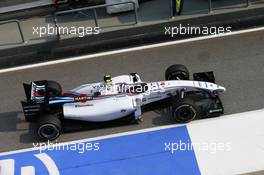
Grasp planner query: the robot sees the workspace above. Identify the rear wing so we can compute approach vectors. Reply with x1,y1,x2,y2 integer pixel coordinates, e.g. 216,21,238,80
22,81,49,121
23,80,48,104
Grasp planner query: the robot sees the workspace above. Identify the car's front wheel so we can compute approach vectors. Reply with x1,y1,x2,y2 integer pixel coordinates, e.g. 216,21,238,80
165,64,189,80
172,98,198,123
37,115,62,141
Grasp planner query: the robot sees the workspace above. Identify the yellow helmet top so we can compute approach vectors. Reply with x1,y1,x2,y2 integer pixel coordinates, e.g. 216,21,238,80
104,75,112,84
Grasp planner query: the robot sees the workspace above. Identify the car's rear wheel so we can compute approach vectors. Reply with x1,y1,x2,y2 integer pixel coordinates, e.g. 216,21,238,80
37,115,61,141
46,80,62,97
172,98,198,123
165,64,189,80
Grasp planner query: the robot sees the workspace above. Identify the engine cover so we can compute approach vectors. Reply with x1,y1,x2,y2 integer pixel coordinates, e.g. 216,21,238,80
63,95,136,122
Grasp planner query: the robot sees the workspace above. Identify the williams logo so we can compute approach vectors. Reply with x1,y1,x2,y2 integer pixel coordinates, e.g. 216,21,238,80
0,153,60,175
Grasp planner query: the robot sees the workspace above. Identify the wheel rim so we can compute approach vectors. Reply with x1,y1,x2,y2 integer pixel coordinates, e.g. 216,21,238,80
38,124,59,140
175,105,196,122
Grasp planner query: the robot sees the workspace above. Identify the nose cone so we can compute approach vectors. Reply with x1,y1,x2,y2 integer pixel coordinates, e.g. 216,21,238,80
217,85,226,93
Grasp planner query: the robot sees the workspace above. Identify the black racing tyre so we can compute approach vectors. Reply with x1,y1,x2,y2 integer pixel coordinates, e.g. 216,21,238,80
172,98,199,123
37,115,62,141
165,64,189,80
46,80,62,97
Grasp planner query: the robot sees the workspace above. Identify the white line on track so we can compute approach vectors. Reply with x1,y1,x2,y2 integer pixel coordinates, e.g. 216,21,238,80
0,26,264,74
0,123,186,156
0,109,262,156
188,109,264,175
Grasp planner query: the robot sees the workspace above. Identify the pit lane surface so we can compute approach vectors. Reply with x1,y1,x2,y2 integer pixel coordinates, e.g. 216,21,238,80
0,30,264,153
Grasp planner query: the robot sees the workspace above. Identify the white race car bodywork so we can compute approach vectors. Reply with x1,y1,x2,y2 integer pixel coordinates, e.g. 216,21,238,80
63,74,225,122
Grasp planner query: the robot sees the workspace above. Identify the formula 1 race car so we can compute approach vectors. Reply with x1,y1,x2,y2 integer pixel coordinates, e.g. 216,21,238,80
21,64,225,140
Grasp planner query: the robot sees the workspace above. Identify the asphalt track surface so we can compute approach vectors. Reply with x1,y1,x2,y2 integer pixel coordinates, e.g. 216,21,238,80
0,30,264,154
